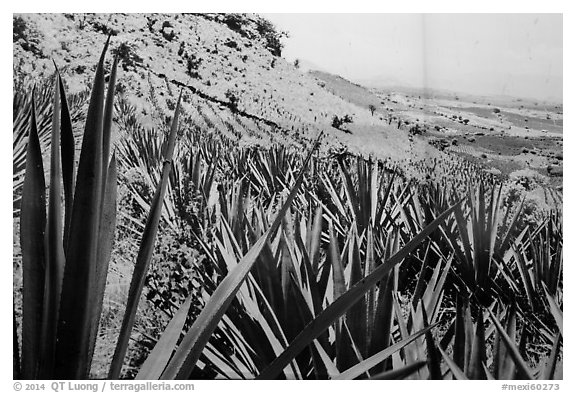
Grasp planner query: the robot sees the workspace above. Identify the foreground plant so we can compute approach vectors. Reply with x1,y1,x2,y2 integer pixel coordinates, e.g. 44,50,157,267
15,38,183,380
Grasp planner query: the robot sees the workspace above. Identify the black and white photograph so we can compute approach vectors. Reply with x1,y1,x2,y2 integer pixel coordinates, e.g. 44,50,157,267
10,6,565,384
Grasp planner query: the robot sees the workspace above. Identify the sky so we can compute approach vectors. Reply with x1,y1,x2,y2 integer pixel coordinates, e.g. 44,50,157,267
262,14,563,102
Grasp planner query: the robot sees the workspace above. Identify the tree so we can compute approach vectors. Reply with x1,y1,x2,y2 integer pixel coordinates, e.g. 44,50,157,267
331,115,343,129
294,59,300,69
332,115,353,133
368,104,376,116
225,89,239,111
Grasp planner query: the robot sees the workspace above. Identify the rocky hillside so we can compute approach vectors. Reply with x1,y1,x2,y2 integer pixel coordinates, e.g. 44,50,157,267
13,13,434,162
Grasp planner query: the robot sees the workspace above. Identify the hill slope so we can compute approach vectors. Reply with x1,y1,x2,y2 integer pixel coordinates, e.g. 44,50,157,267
13,13,433,162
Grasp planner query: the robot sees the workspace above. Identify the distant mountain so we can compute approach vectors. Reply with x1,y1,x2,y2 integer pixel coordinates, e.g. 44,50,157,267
354,74,416,90
357,72,562,105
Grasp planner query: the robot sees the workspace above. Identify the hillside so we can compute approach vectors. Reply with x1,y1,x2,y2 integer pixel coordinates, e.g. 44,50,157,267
13,13,433,163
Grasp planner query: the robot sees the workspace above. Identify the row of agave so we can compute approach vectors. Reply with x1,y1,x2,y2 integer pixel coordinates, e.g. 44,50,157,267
14,40,562,380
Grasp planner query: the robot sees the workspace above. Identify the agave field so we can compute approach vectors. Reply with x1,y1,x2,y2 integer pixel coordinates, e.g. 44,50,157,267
13,40,562,381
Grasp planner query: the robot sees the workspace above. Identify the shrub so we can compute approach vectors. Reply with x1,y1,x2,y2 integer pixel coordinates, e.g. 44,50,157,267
91,20,119,36
13,16,27,42
186,54,202,79
368,104,376,116
409,124,425,135
223,13,245,33
254,15,288,57
331,114,353,130
223,40,238,49
225,89,239,110
13,16,44,57
113,42,143,71
160,21,176,41
331,115,343,129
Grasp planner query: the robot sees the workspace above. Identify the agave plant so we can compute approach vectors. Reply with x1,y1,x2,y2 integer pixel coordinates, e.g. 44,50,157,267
13,76,88,217
438,299,561,380
15,38,188,380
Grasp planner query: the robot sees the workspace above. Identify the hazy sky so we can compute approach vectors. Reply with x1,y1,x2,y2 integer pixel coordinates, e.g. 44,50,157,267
262,14,563,102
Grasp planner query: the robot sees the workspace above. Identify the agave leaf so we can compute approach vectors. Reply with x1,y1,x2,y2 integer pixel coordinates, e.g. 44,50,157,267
55,37,109,379
347,228,364,353
410,256,452,332
56,71,75,250
439,348,469,380
463,299,474,373
339,319,366,375
328,221,346,365
487,308,534,380
468,307,487,380
513,245,536,310
541,333,561,380
488,185,502,260
308,206,323,273
329,222,345,300
368,269,394,364
20,92,46,379
136,295,193,380
337,157,361,228
257,199,462,379
160,134,323,379
14,310,21,379
246,274,304,379
406,305,427,379
369,161,378,225
370,233,396,360
333,323,437,380
421,300,442,380
497,197,525,256
102,55,118,185
369,361,427,380
88,154,117,365
451,203,474,280
362,226,377,354
495,304,517,380
229,261,303,379
109,90,183,379
279,231,294,304
392,270,419,370
411,242,431,308
39,73,66,378
312,340,340,378
319,172,347,219
374,171,396,227
543,286,563,337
